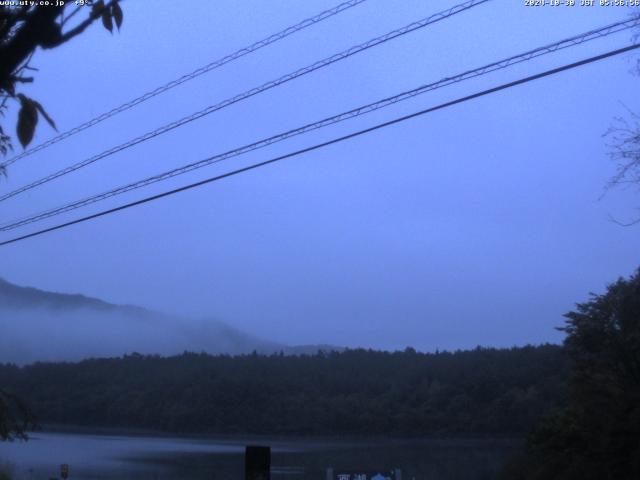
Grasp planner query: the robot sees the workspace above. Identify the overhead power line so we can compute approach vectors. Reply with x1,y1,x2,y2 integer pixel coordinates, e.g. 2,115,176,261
1,17,637,233
0,0,491,203
1,43,637,248
0,0,369,169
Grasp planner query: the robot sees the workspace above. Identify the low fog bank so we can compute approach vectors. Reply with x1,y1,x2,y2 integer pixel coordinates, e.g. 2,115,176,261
0,278,342,364
0,306,283,365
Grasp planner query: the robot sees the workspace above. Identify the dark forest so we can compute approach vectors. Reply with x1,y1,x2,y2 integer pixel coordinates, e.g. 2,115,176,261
0,345,566,437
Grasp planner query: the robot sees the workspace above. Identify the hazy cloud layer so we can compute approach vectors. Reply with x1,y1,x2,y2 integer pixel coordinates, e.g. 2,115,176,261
0,306,282,365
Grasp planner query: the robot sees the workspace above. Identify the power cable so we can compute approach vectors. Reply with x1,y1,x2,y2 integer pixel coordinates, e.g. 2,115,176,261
0,0,490,202
1,17,636,233
0,0,369,169
1,43,637,247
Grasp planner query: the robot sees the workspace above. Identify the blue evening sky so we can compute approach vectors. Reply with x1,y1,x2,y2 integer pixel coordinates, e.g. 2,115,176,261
0,0,638,350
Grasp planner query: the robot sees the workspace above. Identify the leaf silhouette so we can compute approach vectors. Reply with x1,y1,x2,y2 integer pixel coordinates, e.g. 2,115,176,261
102,9,113,33
32,100,57,131
16,95,38,148
112,2,123,30
91,0,105,17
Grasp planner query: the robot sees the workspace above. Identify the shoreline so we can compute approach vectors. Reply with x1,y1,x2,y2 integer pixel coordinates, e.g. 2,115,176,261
34,425,524,447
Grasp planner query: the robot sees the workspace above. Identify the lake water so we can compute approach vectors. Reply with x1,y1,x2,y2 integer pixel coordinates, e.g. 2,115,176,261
0,431,520,480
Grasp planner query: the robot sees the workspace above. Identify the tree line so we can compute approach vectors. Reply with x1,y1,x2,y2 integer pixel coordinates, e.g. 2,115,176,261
0,344,566,437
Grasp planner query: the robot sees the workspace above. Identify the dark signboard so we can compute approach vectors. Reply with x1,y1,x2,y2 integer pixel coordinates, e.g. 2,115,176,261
246,445,271,480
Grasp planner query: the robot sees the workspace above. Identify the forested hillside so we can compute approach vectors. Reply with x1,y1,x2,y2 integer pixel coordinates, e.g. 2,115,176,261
0,345,566,437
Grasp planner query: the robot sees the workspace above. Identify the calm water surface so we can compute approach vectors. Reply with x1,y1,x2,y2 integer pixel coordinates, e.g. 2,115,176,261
0,431,520,480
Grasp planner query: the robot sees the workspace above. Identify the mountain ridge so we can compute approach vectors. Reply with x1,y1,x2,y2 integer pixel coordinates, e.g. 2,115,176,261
0,277,342,363
0,277,162,317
